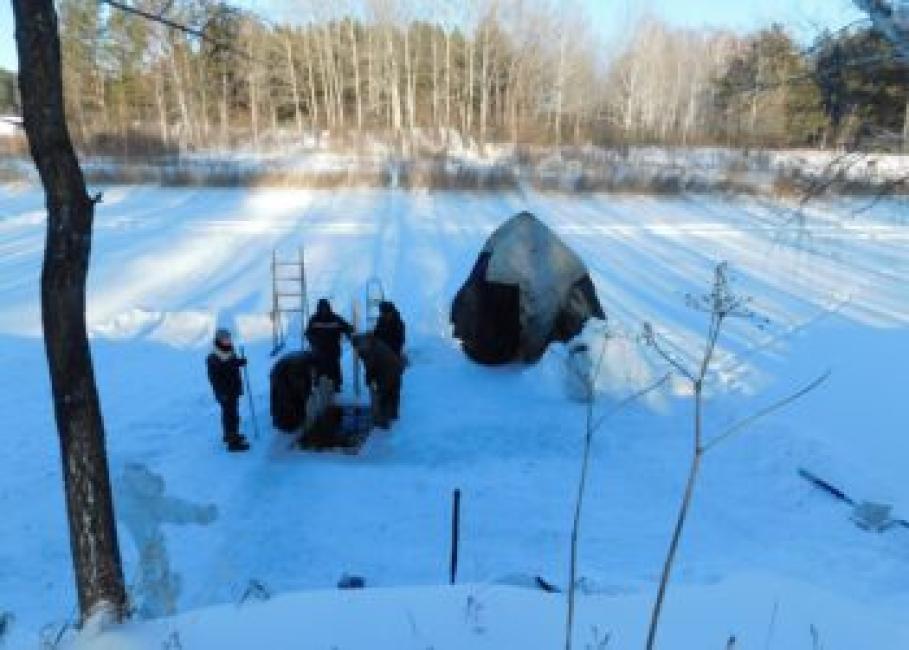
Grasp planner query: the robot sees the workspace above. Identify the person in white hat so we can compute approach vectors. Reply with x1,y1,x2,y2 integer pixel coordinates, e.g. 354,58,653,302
206,328,250,452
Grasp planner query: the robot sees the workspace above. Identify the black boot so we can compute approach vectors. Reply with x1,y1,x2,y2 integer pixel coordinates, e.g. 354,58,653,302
226,433,250,452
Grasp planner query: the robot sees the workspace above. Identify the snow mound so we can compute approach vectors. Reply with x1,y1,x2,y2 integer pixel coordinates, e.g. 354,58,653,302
67,578,909,650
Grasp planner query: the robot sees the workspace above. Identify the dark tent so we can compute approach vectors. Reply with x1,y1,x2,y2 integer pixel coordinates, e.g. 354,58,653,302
451,211,605,365
269,351,316,432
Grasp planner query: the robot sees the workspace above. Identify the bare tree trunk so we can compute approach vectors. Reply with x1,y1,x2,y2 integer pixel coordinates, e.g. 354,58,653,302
155,64,168,146
198,64,210,145
466,37,474,136
284,34,304,135
445,29,451,136
509,78,518,146
248,39,259,149
331,22,345,129
95,71,108,141
305,32,319,131
220,67,230,148
404,26,414,132
12,0,127,625
168,37,191,150
432,27,439,130
480,22,489,150
350,21,363,132
367,29,375,122
317,24,334,129
387,26,402,133
555,31,565,148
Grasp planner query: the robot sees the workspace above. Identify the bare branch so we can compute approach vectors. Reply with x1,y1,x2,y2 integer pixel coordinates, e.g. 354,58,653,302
589,373,670,435
98,0,249,59
642,322,697,383
701,370,831,453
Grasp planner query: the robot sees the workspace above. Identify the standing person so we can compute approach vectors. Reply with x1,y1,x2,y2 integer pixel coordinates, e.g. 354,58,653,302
373,300,405,357
206,328,250,452
352,334,404,429
305,298,353,392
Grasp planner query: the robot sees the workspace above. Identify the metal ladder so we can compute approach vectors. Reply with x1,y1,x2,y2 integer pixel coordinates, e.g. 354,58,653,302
271,246,308,355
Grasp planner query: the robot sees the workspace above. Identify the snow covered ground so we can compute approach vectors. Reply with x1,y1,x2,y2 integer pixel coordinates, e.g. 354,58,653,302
0,185,907,649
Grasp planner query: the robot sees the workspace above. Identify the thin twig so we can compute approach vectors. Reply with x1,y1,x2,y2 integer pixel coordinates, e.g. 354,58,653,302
565,335,609,650
643,325,696,383
589,373,670,435
701,370,831,453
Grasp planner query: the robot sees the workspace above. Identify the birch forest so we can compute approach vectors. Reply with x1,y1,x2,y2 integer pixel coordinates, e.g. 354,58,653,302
50,0,909,155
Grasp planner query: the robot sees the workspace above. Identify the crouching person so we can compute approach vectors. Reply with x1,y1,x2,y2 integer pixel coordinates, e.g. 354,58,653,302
206,328,250,452
352,333,404,429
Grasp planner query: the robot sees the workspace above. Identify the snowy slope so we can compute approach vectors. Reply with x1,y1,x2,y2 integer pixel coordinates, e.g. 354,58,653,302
1,186,907,649
71,581,909,650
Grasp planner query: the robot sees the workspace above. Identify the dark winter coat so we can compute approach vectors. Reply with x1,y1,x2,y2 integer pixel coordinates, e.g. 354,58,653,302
374,308,405,356
358,336,404,390
269,351,317,432
207,350,246,401
306,310,353,361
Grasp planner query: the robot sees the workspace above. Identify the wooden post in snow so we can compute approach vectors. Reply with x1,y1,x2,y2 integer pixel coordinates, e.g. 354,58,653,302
450,488,461,585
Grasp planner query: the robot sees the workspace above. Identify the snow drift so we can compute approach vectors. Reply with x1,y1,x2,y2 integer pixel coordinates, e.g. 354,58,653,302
451,211,605,364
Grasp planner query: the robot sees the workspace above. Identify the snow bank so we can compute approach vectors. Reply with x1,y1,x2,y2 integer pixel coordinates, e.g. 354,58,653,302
69,578,909,650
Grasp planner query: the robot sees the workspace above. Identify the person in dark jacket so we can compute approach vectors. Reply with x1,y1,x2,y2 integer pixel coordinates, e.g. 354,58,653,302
269,351,317,432
305,298,353,392
352,333,404,429
373,300,405,357
206,328,250,452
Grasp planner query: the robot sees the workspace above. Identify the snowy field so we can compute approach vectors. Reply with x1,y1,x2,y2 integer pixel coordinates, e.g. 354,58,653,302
1,185,908,649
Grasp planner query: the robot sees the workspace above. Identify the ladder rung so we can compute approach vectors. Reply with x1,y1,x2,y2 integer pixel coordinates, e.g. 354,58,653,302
274,262,303,267
275,277,303,282
275,308,304,313
276,292,304,298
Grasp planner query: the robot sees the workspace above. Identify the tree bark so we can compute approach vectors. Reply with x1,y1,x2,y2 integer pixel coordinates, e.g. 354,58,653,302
480,21,489,149
284,34,304,136
445,29,451,135
304,31,319,131
168,36,192,151
155,64,169,147
432,27,439,130
12,0,127,625
350,21,363,132
247,36,259,149
404,26,414,132
220,67,230,148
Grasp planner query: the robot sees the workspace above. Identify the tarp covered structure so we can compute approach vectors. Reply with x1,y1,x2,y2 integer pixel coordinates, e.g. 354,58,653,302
451,211,605,365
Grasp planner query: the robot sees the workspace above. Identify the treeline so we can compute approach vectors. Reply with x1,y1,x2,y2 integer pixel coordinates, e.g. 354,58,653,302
57,0,909,155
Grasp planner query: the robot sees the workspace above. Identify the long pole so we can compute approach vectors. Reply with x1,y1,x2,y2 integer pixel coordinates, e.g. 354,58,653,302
450,488,461,585
239,345,260,440
352,299,360,398
300,245,309,345
271,249,280,353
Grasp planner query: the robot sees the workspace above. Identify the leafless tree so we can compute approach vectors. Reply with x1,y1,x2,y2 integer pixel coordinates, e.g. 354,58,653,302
12,0,127,625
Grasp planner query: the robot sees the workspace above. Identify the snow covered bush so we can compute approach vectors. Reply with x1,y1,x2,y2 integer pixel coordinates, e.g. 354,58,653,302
564,318,661,405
